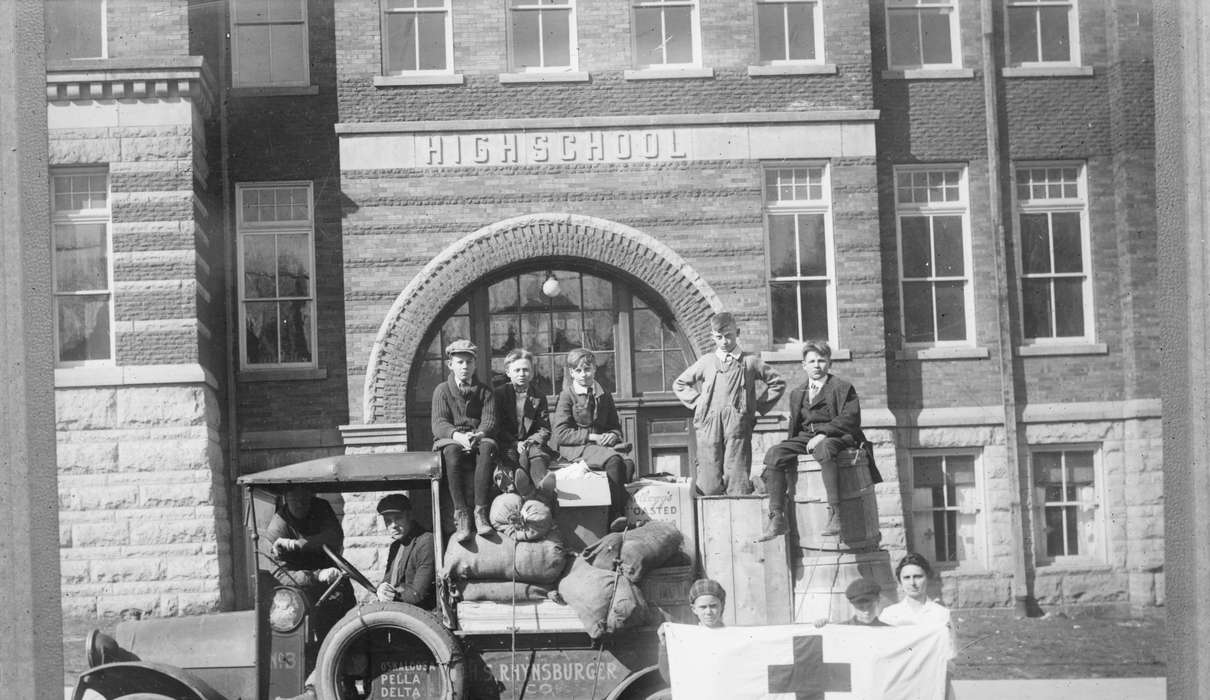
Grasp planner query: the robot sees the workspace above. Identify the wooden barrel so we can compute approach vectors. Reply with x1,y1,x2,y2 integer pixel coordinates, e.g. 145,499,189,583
792,549,895,624
792,449,880,552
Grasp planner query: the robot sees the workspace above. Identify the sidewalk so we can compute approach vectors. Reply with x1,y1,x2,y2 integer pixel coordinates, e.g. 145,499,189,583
952,678,1165,699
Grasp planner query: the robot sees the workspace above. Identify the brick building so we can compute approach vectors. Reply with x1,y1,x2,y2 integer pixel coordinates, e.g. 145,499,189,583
47,0,1159,618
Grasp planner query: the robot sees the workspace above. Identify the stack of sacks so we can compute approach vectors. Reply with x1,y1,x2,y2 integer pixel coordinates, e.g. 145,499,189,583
556,556,648,639
581,520,683,582
444,493,566,602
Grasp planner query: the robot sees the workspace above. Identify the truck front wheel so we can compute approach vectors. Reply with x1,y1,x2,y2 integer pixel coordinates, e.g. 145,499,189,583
312,602,466,700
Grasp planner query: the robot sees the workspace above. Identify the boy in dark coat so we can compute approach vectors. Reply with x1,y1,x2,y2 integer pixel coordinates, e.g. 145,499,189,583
375,494,436,610
759,340,881,541
431,339,499,541
495,348,557,501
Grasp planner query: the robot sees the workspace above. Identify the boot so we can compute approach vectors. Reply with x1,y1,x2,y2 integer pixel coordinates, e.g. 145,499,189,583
453,508,473,542
820,505,841,537
474,506,494,536
514,468,535,498
536,471,557,494
276,686,317,700
757,510,788,542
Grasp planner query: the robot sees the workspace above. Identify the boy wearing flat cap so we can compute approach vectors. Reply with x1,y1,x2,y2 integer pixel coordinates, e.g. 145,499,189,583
375,494,436,610
658,578,728,683
431,339,500,541
843,577,887,626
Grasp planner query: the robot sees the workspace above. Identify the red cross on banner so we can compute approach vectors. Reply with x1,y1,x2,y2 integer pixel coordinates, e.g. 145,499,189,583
767,635,852,699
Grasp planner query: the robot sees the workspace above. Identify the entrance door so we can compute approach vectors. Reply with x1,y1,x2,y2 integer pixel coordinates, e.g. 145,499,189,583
405,267,697,477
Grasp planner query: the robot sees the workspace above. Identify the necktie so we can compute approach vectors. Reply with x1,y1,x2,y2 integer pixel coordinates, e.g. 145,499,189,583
809,382,820,401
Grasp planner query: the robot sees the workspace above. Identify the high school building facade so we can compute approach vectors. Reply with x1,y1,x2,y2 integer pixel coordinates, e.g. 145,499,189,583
48,0,1159,618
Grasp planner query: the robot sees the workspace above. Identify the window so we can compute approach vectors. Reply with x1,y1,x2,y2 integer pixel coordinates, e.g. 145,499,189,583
632,0,699,68
1032,448,1101,562
236,183,317,368
894,166,972,345
764,165,836,347
510,0,576,71
51,169,112,364
231,0,309,87
1015,163,1091,342
383,0,452,74
756,0,822,64
910,453,984,567
885,0,961,69
45,0,105,60
1006,0,1078,67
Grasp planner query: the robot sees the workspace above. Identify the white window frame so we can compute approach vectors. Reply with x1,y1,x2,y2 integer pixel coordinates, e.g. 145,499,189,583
45,0,108,61
1004,0,1080,68
236,182,319,370
230,0,311,88
51,167,114,367
630,0,702,69
893,164,975,348
381,0,455,76
1030,445,1105,566
1013,161,1094,344
754,0,825,66
508,0,579,73
885,0,962,70
909,450,987,570
763,163,838,349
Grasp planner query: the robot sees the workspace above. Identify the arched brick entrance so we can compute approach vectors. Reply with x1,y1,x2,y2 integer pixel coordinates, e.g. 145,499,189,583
362,213,722,423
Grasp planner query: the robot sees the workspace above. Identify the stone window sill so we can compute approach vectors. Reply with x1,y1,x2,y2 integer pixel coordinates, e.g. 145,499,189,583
237,367,329,382
747,63,838,77
498,71,590,84
229,85,319,97
894,346,990,361
374,73,465,87
761,347,852,362
1017,343,1107,357
881,68,975,80
1002,66,1094,78
623,67,714,81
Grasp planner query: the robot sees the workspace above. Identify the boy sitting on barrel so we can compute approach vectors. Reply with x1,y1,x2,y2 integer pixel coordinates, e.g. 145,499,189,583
758,340,881,541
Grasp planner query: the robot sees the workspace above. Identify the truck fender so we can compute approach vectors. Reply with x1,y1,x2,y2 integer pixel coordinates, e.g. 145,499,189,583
604,665,670,700
71,661,228,700
313,601,467,700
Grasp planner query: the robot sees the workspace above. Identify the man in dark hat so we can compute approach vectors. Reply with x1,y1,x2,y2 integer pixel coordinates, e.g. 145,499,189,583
843,577,887,626
374,493,436,610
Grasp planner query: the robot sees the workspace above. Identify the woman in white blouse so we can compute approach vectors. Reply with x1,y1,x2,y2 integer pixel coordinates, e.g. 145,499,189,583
881,552,957,698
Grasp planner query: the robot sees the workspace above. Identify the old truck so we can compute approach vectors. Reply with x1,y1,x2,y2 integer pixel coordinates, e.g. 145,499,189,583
71,451,700,700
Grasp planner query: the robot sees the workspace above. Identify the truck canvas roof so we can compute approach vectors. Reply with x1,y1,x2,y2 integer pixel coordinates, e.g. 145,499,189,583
236,452,441,491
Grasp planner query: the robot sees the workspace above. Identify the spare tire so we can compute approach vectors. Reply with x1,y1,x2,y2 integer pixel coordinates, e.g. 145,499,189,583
313,602,466,700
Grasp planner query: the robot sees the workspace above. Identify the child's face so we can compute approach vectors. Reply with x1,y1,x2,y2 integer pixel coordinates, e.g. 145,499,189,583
898,564,928,601
569,361,596,388
711,325,739,354
802,351,831,381
691,594,724,627
447,353,475,383
507,357,533,389
849,595,880,623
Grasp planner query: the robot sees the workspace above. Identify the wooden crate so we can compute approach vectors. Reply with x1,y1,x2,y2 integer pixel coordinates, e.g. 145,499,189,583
695,496,793,626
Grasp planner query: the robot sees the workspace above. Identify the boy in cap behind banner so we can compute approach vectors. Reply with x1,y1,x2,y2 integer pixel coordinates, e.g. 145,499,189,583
431,339,500,541
843,577,887,626
658,578,729,683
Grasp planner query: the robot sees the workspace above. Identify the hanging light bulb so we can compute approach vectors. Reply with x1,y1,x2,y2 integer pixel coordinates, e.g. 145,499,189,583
542,271,561,297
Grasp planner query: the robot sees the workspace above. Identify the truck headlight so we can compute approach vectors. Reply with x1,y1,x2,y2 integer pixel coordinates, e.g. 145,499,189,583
269,587,307,633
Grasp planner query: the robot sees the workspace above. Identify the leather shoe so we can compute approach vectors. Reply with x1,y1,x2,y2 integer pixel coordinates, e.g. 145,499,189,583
453,508,473,542
820,506,841,537
609,516,630,533
474,506,494,536
757,511,788,542
514,468,535,498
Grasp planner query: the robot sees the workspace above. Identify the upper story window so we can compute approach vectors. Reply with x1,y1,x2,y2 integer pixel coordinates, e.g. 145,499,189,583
51,169,112,365
1032,447,1102,563
1006,0,1078,67
632,0,700,68
1014,163,1092,343
910,452,985,569
885,0,961,69
236,183,317,369
765,165,836,347
46,0,105,60
894,165,973,346
756,0,823,64
383,0,453,74
510,0,576,72
231,0,310,87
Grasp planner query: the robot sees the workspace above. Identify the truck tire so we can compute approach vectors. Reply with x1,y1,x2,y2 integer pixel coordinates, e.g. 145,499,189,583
312,602,466,700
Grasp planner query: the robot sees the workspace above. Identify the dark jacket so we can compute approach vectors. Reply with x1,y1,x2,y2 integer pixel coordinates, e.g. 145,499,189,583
431,374,499,448
495,383,553,449
263,497,344,571
383,525,436,610
552,383,623,460
787,375,881,483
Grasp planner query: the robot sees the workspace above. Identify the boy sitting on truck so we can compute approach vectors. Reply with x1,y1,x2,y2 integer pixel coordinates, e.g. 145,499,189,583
495,348,558,502
431,339,500,541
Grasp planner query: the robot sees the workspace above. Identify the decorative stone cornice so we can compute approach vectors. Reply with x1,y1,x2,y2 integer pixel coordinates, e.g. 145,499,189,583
45,56,215,117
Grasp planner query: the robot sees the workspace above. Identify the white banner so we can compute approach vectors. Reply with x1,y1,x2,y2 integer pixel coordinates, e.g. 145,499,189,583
665,622,951,700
